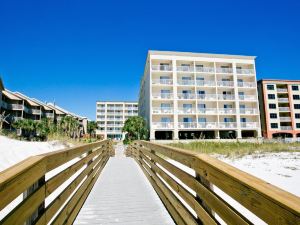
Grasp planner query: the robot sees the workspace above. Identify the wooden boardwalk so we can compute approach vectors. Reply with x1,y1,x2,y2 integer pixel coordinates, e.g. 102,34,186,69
74,143,175,225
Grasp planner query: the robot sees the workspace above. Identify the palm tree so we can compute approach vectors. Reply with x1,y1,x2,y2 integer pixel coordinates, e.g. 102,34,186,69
122,116,148,144
87,121,97,141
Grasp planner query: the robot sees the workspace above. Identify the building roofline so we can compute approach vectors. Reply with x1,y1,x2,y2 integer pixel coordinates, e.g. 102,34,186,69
258,79,300,83
96,100,138,103
148,50,256,60
0,77,4,90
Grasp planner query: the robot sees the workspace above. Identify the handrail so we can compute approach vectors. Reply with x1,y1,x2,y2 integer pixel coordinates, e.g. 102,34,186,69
0,140,114,225
127,141,300,225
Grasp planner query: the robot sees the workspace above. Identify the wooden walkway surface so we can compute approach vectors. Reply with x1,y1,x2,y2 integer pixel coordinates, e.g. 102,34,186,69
74,143,175,225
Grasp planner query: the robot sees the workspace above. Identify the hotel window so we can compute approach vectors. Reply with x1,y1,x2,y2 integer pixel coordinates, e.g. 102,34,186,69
268,94,276,99
294,104,300,109
295,113,300,119
271,123,278,128
161,117,171,123
293,95,300,100
240,118,246,123
270,113,277,119
296,123,300,128
267,85,274,90
269,104,276,109
198,118,207,123
183,117,193,122
292,85,299,91
224,118,234,122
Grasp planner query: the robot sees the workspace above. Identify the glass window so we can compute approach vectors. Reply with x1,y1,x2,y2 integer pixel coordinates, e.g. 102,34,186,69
271,123,278,128
293,95,300,100
295,113,300,119
294,104,300,109
296,123,300,128
270,113,277,119
196,77,204,80
198,118,206,123
269,104,276,109
292,85,299,91
198,104,206,108
224,104,233,108
183,117,192,122
182,76,191,80
267,85,274,90
160,76,170,80
183,104,192,108
161,117,171,123
161,103,170,108
182,90,191,94
161,89,170,93
224,118,234,122
240,118,246,122
198,90,205,95
268,94,276,99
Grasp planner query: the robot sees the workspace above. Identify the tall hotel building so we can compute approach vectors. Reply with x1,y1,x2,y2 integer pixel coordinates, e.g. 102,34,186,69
96,101,138,140
139,51,261,140
258,80,300,140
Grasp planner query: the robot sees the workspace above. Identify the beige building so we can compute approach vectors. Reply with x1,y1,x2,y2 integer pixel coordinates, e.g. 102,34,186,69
139,50,261,140
258,79,300,140
96,101,138,140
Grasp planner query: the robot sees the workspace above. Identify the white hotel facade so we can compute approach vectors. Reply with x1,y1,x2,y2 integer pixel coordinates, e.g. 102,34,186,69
96,101,138,140
139,51,262,140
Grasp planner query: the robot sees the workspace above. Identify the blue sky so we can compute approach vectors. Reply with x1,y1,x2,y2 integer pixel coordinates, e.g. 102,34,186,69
0,0,299,119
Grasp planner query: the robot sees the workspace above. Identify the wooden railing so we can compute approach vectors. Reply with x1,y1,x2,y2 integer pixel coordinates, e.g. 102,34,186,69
0,140,114,225
127,141,300,225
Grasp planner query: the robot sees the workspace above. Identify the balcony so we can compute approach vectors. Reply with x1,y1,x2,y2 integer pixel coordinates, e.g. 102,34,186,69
219,108,236,114
177,80,195,86
238,82,256,88
45,113,54,118
152,79,173,85
9,104,24,110
216,68,233,73
176,66,194,72
197,94,217,100
239,95,256,101
152,122,174,129
281,126,293,130
277,88,288,93
219,122,237,129
278,98,289,103
152,107,173,114
197,108,218,114
218,94,235,101
151,65,172,71
279,107,290,112
195,67,215,73
217,81,234,87
30,109,41,115
178,108,196,114
178,122,197,128
280,117,292,122
152,93,173,100
236,68,254,74
177,93,196,100
197,122,218,129
240,108,258,114
241,122,258,128
196,80,216,87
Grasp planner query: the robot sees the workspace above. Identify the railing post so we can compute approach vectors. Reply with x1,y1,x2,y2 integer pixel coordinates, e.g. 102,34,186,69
24,176,45,225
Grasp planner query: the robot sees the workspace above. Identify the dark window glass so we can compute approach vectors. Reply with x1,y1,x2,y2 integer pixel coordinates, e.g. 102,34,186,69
295,113,300,119
292,85,299,91
294,104,300,109
296,123,300,128
271,123,278,128
293,95,300,100
267,85,274,90
269,104,276,109
268,94,275,99
270,113,277,119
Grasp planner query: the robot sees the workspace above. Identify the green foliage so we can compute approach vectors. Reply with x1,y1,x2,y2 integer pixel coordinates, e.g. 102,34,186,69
122,116,148,144
87,121,97,140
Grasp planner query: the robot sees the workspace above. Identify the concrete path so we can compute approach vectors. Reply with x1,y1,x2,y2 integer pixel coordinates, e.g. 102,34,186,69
74,142,175,225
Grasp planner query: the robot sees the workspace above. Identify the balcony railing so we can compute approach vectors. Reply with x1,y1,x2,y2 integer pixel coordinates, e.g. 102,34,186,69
152,122,174,129
9,104,24,110
279,107,290,112
280,117,292,122
217,81,234,87
197,108,218,114
240,108,258,114
218,94,235,100
196,80,216,86
238,82,256,88
178,108,196,114
278,98,289,103
151,65,172,71
152,107,173,114
177,93,196,99
197,94,217,100
236,68,255,74
277,88,288,93
240,122,258,128
176,66,194,72
216,68,233,73
281,126,293,130
239,95,257,101
45,112,54,118
219,108,236,114
219,122,237,128
152,93,173,99
30,109,41,114
152,79,173,85
195,66,215,73
197,122,218,129
178,122,197,128
177,80,195,85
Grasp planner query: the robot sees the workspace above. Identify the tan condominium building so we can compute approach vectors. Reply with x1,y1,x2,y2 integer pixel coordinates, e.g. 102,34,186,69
139,50,261,140
258,79,300,141
96,101,138,140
